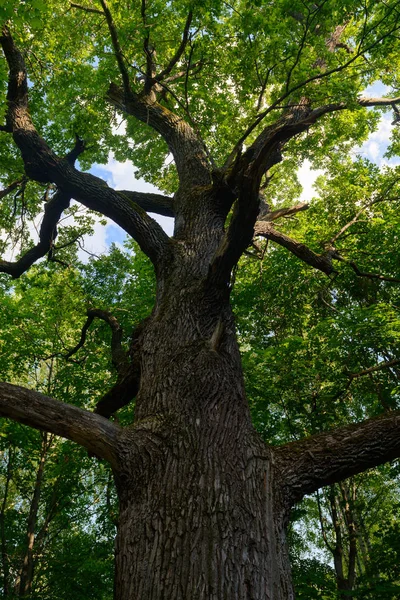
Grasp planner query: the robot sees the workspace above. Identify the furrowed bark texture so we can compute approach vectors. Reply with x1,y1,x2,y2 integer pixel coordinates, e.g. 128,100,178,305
111,187,296,599
109,187,400,600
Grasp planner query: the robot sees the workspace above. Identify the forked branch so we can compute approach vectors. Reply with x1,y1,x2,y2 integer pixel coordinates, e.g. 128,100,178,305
67,308,129,374
0,189,71,278
100,0,131,94
0,26,170,266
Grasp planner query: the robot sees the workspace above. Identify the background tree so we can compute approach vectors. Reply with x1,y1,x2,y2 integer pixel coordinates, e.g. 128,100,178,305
1,1,400,598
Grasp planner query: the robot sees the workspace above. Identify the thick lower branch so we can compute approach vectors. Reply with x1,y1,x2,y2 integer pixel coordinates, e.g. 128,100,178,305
275,410,400,504
0,382,121,467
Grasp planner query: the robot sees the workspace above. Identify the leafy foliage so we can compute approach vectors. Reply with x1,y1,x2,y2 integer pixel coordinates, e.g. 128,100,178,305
1,0,400,598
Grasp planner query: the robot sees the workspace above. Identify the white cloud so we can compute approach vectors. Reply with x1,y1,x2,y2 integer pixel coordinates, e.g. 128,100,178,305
354,115,393,164
361,82,391,98
104,154,174,236
365,140,380,161
297,160,323,201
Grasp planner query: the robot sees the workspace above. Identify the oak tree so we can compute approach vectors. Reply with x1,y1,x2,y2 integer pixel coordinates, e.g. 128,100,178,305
1,1,400,598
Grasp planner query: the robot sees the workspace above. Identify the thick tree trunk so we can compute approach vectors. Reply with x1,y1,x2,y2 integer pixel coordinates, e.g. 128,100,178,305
112,228,295,599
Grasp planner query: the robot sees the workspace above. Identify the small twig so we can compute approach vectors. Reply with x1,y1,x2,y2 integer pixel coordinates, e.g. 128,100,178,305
349,358,400,380
329,179,399,245
340,256,400,283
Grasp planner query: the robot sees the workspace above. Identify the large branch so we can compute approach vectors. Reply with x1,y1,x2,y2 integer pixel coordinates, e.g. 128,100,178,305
275,410,400,505
107,83,211,188
212,101,319,283
0,189,71,278
226,0,400,160
0,382,121,467
254,222,335,275
97,0,210,187
0,27,170,267
118,190,174,217
215,90,400,280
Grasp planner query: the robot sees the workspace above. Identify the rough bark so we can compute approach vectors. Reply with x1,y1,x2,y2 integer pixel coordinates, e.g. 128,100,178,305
111,228,296,598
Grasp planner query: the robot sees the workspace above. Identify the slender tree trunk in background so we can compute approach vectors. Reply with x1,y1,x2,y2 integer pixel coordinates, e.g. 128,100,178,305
0,448,13,598
17,433,48,597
